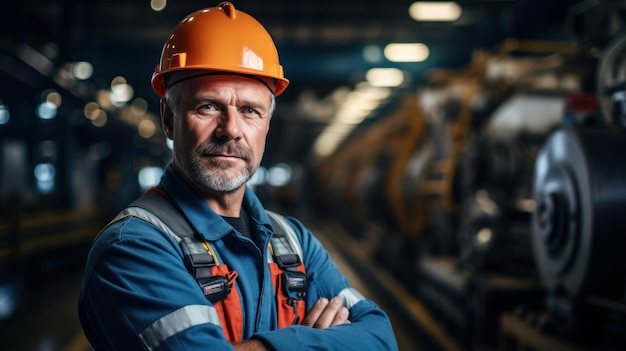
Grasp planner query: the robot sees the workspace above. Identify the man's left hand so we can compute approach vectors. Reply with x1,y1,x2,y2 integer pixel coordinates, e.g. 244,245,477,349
302,296,350,329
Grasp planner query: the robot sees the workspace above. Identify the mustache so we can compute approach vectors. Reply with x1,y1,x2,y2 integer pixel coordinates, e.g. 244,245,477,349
197,141,251,161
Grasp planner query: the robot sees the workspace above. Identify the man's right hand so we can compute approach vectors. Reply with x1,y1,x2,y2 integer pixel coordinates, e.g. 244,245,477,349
302,296,350,329
232,296,351,350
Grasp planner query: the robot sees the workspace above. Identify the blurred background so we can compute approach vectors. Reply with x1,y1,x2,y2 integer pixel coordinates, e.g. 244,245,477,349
2,0,626,350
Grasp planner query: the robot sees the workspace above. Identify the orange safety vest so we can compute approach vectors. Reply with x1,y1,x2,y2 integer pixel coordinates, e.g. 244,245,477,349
120,188,308,343
210,252,307,342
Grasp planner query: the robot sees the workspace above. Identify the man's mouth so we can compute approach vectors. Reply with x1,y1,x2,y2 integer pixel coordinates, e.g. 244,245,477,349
198,142,249,162
210,154,239,160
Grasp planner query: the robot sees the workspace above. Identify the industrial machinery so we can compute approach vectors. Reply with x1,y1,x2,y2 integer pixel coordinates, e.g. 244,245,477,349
520,3,626,346
314,1,626,349
529,126,626,349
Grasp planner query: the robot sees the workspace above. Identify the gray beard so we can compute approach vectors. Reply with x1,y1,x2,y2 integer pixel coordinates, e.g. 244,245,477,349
188,141,262,193
190,157,253,193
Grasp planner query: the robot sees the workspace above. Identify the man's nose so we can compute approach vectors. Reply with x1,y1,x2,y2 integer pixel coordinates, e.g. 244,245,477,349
215,108,242,141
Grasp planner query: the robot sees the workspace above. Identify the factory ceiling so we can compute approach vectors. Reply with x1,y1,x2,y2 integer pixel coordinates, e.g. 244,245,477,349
1,0,586,167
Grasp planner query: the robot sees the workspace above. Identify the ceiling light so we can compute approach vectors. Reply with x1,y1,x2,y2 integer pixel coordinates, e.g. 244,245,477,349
36,102,57,120
366,68,405,87
71,61,93,80
138,119,157,139
0,102,9,124
83,102,99,120
267,164,292,187
363,45,383,63
151,0,167,11
34,163,55,193
130,98,148,116
313,85,391,158
477,228,492,245
44,90,62,107
88,108,107,127
109,76,134,106
138,167,164,191
409,1,462,22
384,43,429,62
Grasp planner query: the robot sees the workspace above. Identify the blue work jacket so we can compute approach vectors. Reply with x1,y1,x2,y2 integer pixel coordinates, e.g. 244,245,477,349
78,164,398,350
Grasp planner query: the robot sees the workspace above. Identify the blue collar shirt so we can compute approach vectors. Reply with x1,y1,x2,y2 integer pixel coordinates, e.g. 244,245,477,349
79,163,398,350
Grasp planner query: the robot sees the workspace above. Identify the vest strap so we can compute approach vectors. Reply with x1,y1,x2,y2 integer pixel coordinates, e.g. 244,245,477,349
266,211,308,325
109,188,307,339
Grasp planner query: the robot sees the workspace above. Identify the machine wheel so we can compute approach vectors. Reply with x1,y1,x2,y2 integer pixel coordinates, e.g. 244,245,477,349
532,127,626,298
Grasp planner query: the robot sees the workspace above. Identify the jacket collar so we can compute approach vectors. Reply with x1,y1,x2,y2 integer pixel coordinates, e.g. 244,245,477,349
158,163,273,243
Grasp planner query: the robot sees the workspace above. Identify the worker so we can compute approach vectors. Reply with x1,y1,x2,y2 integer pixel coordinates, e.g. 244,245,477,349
78,2,398,351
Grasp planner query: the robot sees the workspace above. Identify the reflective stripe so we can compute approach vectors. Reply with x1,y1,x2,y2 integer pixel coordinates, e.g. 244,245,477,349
338,287,365,309
119,207,182,243
92,208,183,244
265,211,303,262
139,305,221,351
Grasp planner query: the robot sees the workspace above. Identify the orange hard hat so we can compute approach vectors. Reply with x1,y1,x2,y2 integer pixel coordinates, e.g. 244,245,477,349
151,2,289,97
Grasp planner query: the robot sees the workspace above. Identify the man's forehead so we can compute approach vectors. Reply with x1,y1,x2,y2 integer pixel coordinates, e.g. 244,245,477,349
166,70,275,95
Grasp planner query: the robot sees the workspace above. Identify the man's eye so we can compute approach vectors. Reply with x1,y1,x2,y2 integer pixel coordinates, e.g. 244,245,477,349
243,107,258,115
196,104,221,115
199,104,216,111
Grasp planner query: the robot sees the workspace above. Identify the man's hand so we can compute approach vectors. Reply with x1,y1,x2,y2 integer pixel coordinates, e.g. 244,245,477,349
231,297,350,349
233,339,271,351
302,296,350,329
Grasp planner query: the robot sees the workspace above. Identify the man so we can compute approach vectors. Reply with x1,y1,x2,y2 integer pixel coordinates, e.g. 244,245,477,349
78,2,398,350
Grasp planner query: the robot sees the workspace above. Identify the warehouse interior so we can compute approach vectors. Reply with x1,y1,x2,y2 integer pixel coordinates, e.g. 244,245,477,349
2,0,626,350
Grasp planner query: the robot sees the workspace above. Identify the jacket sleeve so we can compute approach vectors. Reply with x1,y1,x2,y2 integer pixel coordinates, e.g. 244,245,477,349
253,217,399,351
78,218,235,351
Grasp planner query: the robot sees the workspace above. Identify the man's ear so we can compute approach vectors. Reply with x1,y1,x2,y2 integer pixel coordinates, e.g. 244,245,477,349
161,99,174,140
